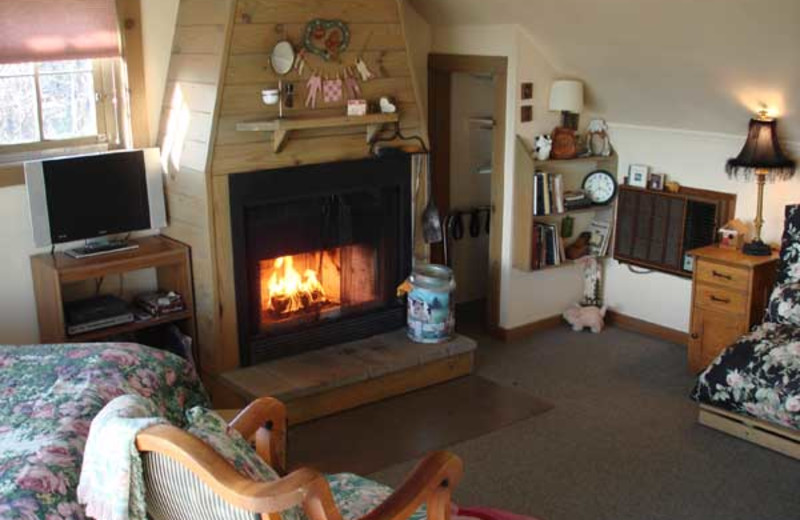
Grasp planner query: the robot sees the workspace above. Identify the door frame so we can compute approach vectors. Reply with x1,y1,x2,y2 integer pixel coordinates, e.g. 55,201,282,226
428,54,508,331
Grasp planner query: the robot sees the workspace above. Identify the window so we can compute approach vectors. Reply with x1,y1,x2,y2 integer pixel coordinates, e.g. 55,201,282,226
0,59,117,156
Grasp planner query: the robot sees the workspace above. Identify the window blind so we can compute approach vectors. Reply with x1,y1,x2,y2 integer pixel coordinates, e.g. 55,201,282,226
0,0,120,64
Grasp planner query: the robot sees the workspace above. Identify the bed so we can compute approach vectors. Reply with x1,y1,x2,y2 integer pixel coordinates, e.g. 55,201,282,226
692,204,800,459
0,342,209,519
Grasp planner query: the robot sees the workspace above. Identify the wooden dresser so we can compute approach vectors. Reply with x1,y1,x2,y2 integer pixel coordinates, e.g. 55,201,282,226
687,246,779,373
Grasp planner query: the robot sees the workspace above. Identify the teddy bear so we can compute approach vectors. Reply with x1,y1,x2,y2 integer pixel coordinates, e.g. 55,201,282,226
534,135,552,161
563,304,608,333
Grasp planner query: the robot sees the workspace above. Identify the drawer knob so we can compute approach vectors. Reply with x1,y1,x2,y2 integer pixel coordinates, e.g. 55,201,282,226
710,295,731,304
712,270,732,280
691,333,699,340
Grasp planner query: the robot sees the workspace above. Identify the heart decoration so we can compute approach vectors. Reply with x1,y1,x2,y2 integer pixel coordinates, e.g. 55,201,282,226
303,19,350,62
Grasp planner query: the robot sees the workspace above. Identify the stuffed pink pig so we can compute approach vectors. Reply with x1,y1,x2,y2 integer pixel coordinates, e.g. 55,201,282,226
563,304,607,333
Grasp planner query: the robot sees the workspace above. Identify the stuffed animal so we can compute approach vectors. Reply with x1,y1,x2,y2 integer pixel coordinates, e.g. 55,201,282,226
534,135,552,161
563,304,607,333
587,118,612,157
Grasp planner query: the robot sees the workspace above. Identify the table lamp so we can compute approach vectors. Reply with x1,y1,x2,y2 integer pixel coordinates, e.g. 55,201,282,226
726,110,797,256
549,80,584,130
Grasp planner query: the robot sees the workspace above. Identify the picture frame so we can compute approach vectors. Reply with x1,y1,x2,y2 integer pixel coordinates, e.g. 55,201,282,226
628,164,649,188
521,82,533,100
648,173,666,191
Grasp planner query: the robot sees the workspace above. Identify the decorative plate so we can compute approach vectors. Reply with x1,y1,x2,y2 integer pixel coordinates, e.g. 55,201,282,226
303,19,350,61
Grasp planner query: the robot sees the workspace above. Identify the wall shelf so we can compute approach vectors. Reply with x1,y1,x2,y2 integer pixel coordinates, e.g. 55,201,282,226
512,136,619,272
236,113,400,153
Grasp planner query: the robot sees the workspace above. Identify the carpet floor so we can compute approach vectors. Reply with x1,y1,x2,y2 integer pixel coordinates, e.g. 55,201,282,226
289,375,553,475
362,322,800,520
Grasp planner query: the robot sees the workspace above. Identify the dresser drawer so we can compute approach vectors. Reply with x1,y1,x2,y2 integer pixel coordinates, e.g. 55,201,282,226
696,260,750,291
695,284,748,315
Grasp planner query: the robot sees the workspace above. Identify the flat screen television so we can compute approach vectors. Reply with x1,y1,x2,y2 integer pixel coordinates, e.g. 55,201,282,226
25,148,167,249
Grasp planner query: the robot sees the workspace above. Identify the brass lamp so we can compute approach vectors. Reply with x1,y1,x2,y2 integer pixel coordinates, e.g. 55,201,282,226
727,110,797,256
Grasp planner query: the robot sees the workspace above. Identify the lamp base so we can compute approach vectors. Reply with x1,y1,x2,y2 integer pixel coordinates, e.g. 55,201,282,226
742,240,772,256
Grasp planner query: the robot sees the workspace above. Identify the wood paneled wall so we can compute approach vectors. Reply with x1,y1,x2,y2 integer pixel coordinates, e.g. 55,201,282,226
159,0,235,373
159,0,425,374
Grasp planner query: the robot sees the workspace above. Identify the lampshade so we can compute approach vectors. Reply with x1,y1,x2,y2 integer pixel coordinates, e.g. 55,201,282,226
726,114,796,181
549,80,584,113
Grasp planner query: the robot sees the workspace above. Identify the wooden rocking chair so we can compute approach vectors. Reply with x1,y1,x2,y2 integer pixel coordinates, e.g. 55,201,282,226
135,397,463,520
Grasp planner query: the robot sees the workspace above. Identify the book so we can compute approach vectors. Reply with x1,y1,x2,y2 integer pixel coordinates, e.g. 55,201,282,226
542,172,551,215
530,224,541,270
588,219,612,257
553,174,565,214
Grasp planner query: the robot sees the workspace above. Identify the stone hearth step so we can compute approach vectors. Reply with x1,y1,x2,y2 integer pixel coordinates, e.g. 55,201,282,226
219,330,477,424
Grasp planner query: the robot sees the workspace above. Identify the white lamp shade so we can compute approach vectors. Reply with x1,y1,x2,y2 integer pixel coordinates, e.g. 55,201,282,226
549,80,584,113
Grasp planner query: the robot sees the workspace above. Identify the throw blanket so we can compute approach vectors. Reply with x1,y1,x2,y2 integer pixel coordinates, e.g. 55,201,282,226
0,343,209,520
78,395,167,520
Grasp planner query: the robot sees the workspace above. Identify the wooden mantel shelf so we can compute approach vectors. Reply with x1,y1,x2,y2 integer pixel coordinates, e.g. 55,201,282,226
236,113,400,153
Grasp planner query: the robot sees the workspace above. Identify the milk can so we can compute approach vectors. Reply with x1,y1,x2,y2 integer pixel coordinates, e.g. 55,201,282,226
406,264,456,343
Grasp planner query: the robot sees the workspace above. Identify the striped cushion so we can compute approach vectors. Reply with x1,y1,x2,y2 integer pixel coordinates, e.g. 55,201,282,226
143,452,259,520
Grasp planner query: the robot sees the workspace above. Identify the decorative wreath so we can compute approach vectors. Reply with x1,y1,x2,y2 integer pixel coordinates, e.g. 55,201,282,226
303,19,350,61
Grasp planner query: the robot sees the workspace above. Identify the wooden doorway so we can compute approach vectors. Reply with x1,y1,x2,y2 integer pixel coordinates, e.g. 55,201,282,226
428,54,508,331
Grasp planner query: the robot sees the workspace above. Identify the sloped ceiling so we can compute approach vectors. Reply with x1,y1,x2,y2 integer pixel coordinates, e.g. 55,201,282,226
410,0,800,142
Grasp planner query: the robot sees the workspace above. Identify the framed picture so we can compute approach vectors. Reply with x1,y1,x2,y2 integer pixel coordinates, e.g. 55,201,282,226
648,173,666,191
521,105,533,123
521,82,533,100
628,164,649,188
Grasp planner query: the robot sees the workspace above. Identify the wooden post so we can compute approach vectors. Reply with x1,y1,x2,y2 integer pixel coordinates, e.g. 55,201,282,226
117,0,150,148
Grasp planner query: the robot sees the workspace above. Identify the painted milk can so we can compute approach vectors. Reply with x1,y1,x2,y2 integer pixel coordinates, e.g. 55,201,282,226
407,264,456,343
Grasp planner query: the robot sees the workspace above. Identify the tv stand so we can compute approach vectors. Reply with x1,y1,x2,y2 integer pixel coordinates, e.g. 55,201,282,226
65,238,140,259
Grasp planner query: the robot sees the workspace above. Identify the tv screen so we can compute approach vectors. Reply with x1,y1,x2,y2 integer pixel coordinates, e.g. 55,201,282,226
42,151,152,244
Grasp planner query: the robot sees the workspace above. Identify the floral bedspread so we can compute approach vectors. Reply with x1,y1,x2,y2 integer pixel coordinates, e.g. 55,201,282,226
691,322,800,431
0,343,209,520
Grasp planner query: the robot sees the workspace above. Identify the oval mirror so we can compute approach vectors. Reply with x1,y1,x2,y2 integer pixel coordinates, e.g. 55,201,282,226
270,41,295,76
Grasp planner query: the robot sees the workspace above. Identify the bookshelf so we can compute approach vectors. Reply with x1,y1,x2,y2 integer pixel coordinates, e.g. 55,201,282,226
513,136,619,272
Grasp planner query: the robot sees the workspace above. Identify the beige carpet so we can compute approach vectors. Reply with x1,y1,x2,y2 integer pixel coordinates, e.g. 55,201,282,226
288,375,554,475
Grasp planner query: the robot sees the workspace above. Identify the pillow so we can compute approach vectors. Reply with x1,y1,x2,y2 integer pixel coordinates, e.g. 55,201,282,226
185,407,302,520
776,204,800,285
765,283,800,326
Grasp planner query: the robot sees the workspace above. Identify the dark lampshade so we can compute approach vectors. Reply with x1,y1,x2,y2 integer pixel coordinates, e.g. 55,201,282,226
726,115,796,181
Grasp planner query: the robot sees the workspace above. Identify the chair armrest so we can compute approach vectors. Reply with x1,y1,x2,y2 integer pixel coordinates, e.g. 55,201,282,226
229,397,288,474
358,451,463,520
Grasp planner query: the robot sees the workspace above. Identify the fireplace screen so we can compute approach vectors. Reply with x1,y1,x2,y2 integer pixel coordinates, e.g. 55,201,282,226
230,155,411,365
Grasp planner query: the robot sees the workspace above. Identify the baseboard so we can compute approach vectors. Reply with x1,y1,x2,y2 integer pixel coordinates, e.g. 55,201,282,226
493,311,688,345
492,315,564,342
606,310,688,345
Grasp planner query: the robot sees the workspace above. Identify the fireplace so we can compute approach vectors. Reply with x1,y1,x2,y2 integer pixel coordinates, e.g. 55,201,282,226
229,155,412,366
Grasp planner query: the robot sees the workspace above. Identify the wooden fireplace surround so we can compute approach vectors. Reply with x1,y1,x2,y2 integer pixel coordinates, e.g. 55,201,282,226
158,0,427,384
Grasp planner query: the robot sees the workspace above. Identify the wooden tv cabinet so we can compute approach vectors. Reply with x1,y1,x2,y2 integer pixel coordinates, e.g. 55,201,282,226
30,236,195,346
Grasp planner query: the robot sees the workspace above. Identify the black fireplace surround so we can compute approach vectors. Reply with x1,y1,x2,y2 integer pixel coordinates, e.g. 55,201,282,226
230,155,412,366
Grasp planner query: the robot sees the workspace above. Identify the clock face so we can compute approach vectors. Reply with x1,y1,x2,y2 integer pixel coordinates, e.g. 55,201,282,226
582,170,617,205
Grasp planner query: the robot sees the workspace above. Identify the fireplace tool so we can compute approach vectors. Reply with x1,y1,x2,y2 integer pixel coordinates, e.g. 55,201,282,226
421,154,443,244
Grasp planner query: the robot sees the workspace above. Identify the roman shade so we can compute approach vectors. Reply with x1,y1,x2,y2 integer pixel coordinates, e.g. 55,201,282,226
0,0,120,64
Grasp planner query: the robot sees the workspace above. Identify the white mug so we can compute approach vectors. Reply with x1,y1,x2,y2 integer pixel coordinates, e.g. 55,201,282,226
262,89,280,105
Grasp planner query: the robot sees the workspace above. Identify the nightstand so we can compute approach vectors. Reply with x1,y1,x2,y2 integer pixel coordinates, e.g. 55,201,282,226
687,246,779,373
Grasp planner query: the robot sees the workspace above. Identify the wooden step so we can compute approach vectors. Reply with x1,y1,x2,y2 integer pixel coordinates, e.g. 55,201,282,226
215,330,477,424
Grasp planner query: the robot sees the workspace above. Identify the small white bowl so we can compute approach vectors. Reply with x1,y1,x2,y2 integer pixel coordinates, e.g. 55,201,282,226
262,89,280,105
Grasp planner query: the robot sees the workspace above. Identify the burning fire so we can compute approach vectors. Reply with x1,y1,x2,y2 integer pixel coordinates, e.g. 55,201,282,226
262,256,328,316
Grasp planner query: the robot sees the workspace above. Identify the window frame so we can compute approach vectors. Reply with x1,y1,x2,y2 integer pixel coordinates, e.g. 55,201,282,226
0,58,122,163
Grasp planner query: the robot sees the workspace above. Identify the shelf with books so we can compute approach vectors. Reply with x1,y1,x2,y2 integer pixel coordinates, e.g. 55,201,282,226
532,205,612,218
513,136,619,272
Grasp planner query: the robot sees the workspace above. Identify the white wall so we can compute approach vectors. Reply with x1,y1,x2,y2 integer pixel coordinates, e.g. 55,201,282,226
605,123,800,332
0,3,180,344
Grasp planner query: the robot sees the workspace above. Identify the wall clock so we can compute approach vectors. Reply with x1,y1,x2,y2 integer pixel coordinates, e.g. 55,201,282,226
582,169,617,205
